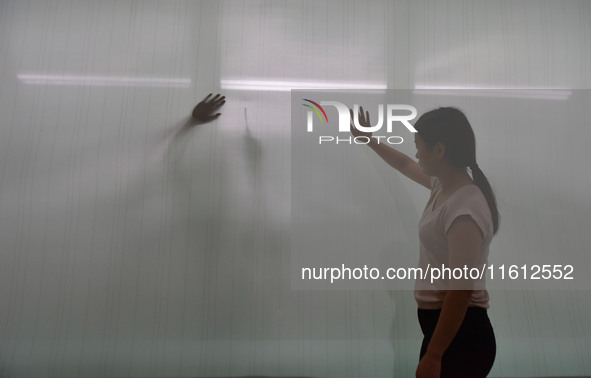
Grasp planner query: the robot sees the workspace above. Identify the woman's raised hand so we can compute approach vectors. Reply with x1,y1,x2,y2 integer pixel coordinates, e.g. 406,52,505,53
349,106,373,139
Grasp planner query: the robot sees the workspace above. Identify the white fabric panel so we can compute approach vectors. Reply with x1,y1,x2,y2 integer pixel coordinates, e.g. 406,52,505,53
1,1,590,377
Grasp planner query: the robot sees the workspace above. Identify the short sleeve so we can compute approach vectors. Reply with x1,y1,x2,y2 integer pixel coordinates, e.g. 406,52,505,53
443,192,492,241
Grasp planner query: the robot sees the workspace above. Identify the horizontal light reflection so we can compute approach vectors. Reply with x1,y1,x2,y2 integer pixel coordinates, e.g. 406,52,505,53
17,74,191,87
414,85,571,100
221,79,387,91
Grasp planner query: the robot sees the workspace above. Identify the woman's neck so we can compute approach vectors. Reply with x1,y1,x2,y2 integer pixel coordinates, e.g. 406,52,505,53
436,166,474,195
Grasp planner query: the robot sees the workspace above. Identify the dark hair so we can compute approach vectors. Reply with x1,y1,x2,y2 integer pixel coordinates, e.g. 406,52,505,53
415,107,499,235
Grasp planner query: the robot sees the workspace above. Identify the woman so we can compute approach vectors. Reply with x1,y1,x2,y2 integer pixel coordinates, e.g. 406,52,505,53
351,106,498,378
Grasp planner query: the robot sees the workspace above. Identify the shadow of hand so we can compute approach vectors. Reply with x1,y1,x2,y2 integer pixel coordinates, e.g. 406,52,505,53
191,93,226,123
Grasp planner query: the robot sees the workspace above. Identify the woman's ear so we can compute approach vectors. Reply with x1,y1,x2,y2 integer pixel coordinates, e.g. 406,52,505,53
433,141,446,159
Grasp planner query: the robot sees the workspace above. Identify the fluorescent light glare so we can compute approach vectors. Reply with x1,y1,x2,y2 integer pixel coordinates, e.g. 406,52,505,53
18,74,191,88
414,85,571,100
221,79,387,91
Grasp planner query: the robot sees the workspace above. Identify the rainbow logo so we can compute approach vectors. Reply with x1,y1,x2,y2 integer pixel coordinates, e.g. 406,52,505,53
302,99,328,123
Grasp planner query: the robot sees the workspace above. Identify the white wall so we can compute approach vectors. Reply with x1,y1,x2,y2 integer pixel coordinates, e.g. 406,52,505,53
1,1,590,377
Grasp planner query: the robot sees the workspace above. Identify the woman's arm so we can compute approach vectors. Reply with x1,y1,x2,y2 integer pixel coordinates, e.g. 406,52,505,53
416,215,483,378
367,139,431,189
350,107,431,189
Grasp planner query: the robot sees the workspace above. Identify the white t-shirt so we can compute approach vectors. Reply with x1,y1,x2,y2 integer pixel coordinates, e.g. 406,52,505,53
414,176,494,309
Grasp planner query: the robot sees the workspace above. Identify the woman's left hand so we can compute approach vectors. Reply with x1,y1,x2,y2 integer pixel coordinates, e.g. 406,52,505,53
416,352,442,378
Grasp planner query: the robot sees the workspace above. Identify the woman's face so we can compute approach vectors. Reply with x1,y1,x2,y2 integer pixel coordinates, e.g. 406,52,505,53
414,134,438,175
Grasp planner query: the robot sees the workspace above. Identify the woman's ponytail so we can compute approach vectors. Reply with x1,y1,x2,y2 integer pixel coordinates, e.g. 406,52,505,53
471,165,500,235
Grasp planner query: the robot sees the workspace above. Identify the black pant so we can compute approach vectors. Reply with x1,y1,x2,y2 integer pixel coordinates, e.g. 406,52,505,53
418,306,496,378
